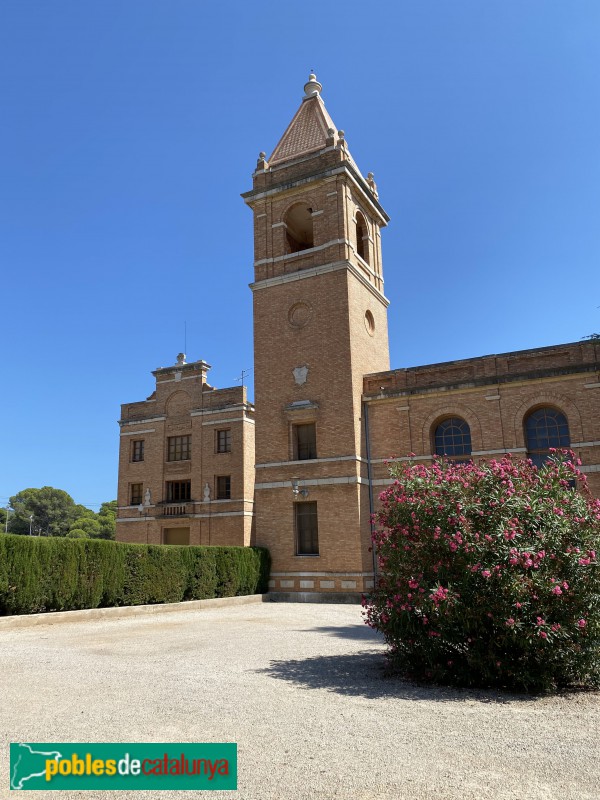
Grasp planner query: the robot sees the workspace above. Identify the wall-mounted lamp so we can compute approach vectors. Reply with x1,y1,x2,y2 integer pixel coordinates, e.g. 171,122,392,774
291,479,309,498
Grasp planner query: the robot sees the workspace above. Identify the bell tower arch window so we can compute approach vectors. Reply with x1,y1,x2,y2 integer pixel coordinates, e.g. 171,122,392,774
284,203,314,253
355,211,369,264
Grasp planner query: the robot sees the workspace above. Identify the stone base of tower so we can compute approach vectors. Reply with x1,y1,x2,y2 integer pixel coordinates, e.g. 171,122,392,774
267,571,374,597
268,591,364,604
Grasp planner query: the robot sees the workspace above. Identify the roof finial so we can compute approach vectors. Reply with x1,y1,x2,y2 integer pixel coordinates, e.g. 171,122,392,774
303,71,322,99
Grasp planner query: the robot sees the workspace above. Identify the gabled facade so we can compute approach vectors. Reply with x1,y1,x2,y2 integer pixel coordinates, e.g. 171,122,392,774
116,355,255,547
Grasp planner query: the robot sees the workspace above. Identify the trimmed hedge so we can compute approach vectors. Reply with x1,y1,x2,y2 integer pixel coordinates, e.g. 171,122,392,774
0,534,270,616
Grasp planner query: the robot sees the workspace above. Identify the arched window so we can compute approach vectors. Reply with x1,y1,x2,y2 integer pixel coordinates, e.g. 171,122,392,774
525,407,570,468
434,417,472,462
284,204,314,253
355,211,369,263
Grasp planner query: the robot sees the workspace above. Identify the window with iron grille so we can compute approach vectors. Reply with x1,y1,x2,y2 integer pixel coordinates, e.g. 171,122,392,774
293,423,317,460
131,440,144,462
168,435,191,462
130,483,143,506
166,480,191,502
434,418,472,462
295,502,319,555
216,429,231,453
216,475,231,500
525,407,570,469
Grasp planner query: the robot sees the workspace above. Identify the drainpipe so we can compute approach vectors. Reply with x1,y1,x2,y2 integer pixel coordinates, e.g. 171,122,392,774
363,400,378,584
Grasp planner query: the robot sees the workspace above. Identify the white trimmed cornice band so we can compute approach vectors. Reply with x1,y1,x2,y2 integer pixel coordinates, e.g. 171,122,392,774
120,428,156,437
256,455,366,469
255,476,368,490
250,259,389,308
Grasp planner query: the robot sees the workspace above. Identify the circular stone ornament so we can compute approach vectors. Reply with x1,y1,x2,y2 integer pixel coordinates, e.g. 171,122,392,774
288,301,313,328
365,310,375,336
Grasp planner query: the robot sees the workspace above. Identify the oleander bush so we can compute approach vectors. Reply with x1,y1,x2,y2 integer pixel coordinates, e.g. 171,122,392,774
0,536,270,615
363,451,600,693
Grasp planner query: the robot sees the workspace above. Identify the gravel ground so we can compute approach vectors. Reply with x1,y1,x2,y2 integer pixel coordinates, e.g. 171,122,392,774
1,601,598,800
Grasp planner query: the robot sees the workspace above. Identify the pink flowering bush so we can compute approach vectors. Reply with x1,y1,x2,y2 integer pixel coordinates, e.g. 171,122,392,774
363,451,600,693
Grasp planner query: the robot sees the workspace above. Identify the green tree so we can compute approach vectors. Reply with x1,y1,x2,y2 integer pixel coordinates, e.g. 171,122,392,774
8,487,80,536
96,500,117,540
68,516,102,538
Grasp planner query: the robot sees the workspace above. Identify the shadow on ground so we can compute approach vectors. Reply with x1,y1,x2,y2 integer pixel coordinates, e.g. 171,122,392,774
256,649,538,705
299,624,384,642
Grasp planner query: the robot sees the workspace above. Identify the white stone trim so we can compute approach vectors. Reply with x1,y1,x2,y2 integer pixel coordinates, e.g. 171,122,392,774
254,238,347,267
246,163,388,225
250,259,390,308
256,455,365,469
370,455,432,465
120,416,166,427
471,448,527,456
155,374,203,384
120,428,156,436
271,222,287,228
190,404,253,417
485,395,501,401
570,441,600,448
118,510,255,521
255,476,367,490
581,464,600,473
584,383,600,389
201,417,255,426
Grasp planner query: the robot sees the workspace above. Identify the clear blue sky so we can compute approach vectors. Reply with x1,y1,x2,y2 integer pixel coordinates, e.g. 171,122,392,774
1,1,598,509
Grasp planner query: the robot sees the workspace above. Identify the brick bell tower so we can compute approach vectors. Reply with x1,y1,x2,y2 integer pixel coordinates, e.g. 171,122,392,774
242,74,390,599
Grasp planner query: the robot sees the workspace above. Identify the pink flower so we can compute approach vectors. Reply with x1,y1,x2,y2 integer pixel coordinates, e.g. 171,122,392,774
536,617,545,626
539,631,548,639
408,579,419,589
481,570,491,578
551,586,562,596
578,619,587,628
505,618,515,627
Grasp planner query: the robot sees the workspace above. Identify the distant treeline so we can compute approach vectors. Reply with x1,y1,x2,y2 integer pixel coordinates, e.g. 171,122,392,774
1,487,116,539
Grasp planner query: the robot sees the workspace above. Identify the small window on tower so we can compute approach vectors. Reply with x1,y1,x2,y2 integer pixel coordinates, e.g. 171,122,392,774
284,203,314,253
293,423,317,460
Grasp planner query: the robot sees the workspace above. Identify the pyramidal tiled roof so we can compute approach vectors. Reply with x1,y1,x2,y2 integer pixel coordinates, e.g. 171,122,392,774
268,74,338,165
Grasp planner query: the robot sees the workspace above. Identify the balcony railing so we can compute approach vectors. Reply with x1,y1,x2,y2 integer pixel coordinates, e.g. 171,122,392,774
159,502,193,517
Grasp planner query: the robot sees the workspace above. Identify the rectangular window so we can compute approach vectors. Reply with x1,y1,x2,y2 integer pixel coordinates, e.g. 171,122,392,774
166,480,191,502
131,440,144,462
168,435,191,462
295,502,319,555
216,429,231,453
216,475,231,500
130,483,143,506
293,423,317,460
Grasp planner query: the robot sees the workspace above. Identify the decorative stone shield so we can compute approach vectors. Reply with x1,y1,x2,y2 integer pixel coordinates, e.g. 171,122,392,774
293,365,308,385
